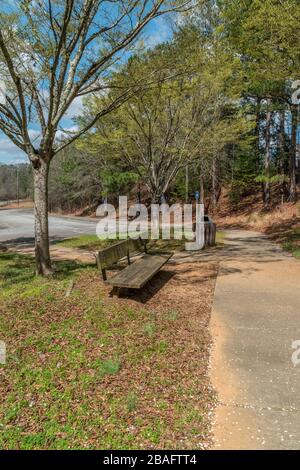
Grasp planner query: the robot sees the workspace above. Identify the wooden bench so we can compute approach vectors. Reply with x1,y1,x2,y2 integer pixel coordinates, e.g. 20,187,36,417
96,238,172,296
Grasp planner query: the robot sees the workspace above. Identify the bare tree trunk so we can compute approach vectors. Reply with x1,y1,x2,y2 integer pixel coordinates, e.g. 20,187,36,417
278,110,285,170
289,103,298,202
33,158,52,276
150,190,161,205
200,174,204,205
185,164,189,203
263,99,271,207
278,109,289,200
255,97,261,173
199,170,209,214
231,144,235,190
211,155,217,208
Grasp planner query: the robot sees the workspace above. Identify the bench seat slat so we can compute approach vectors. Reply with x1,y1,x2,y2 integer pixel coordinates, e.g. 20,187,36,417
107,253,171,289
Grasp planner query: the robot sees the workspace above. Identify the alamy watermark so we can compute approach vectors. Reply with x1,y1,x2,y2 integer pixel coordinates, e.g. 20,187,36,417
0,80,6,105
291,80,300,105
95,197,207,251
291,340,300,367
0,341,6,365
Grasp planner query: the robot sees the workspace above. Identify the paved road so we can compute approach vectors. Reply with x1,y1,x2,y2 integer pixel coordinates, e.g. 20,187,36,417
0,208,99,243
0,207,187,246
211,230,300,450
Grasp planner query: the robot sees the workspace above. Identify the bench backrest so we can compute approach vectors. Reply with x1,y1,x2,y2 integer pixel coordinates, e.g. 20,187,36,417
96,237,147,281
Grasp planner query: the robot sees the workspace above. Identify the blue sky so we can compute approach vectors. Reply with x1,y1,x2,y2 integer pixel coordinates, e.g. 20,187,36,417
0,15,172,165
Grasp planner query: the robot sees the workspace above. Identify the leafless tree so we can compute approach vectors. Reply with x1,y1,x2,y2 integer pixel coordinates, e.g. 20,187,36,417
0,0,193,274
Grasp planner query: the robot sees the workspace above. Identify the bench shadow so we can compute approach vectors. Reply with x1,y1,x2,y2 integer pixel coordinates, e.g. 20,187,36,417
113,269,175,303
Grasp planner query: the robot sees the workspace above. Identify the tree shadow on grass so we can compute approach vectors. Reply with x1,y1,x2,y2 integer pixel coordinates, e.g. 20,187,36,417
0,252,93,289
0,252,35,287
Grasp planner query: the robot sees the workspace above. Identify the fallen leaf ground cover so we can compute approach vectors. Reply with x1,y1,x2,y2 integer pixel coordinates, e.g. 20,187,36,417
0,252,217,449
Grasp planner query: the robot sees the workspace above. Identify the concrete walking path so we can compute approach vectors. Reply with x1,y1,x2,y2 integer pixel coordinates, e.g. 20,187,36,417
211,230,300,449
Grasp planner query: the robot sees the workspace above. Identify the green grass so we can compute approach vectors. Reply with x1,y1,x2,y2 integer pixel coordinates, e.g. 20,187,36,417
55,234,113,250
126,392,138,412
56,233,187,253
216,230,225,246
56,230,225,253
99,358,121,376
0,251,215,450
143,322,156,337
281,227,300,258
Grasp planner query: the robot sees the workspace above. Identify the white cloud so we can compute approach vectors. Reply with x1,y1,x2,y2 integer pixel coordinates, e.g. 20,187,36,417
0,128,40,164
55,125,79,141
144,17,172,49
0,137,26,164
0,123,82,164
28,128,42,142
65,96,84,119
